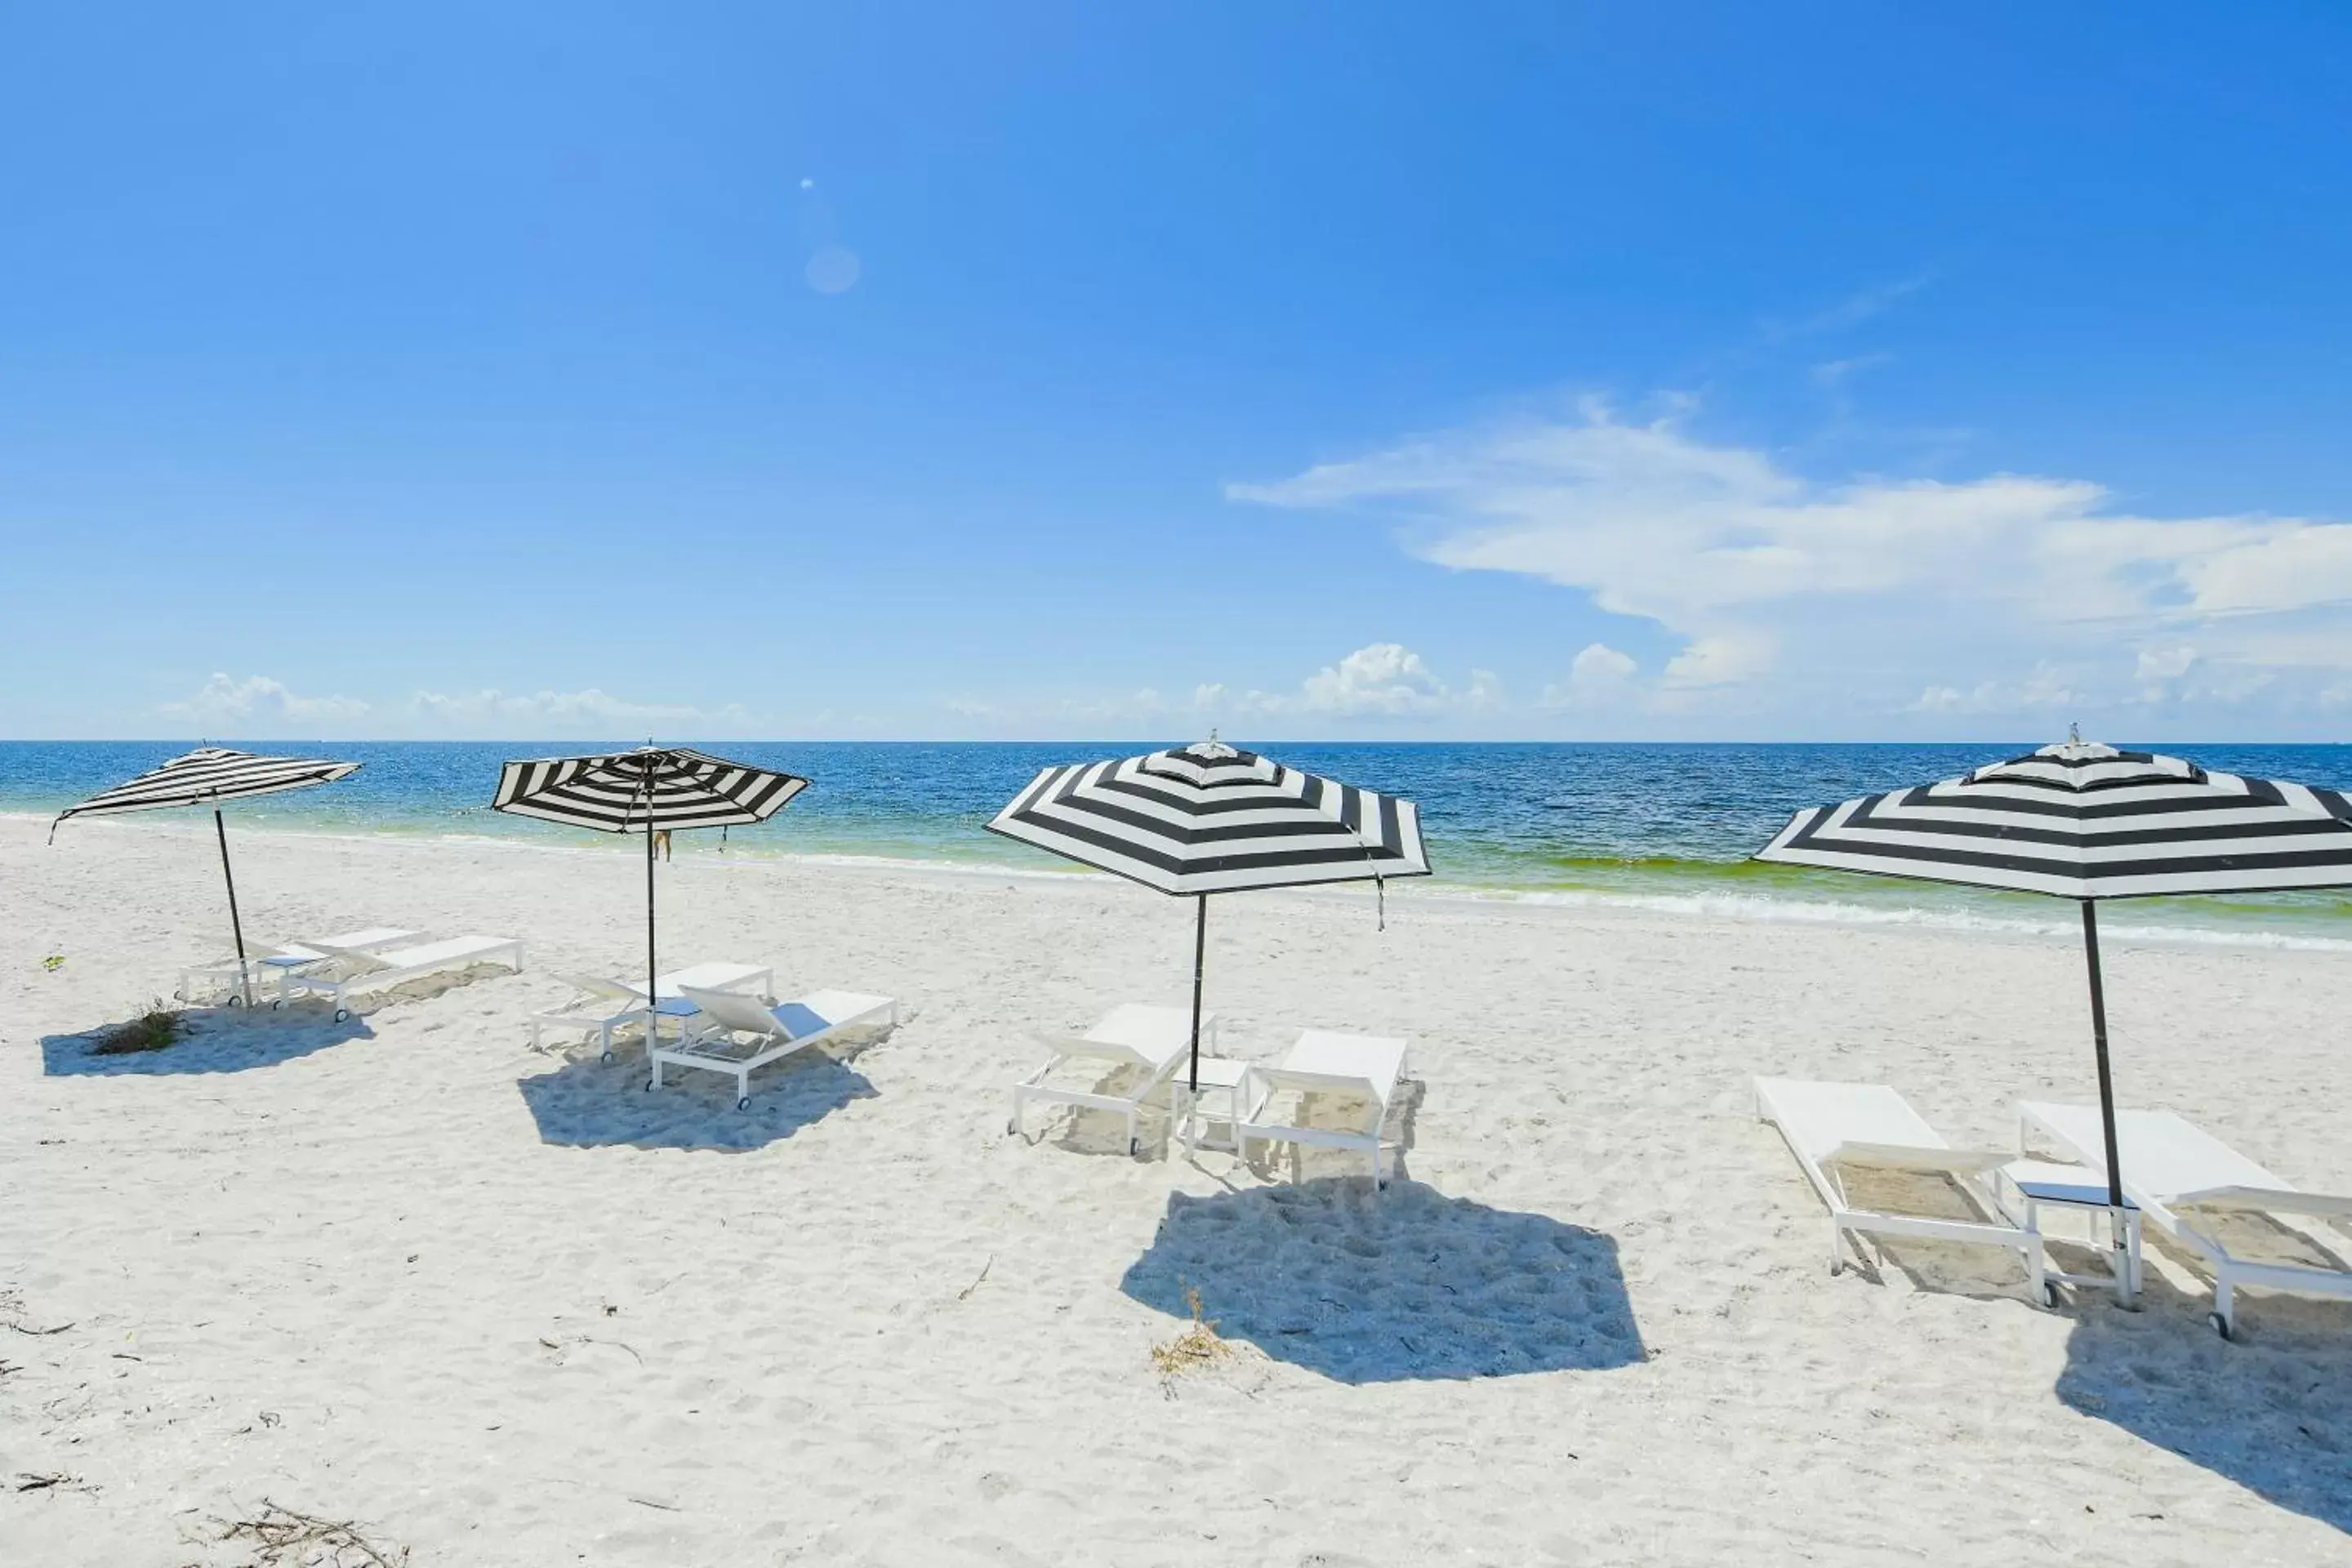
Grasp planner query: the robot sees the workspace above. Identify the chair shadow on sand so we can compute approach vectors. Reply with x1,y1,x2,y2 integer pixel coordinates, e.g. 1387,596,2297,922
40,1004,374,1077
2055,1231,2352,1536
516,1033,886,1154
1120,1178,1646,1384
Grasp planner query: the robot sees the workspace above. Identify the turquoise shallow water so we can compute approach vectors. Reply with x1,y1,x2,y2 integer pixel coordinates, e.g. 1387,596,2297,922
10,740,2352,943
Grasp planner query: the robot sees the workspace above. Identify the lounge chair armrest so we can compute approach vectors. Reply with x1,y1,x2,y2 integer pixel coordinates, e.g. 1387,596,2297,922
1236,1065,1275,1122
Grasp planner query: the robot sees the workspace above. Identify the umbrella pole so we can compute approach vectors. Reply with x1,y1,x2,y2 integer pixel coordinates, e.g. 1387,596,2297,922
2080,899,2135,1306
646,818,658,1020
1188,894,1208,1094
214,808,254,1009
212,808,256,1006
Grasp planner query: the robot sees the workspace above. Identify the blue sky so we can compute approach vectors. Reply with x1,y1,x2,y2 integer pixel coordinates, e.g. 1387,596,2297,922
3,3,2350,741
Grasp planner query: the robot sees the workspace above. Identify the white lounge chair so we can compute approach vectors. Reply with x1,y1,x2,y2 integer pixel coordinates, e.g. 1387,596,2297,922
177,927,423,1007
665,985,898,1109
529,973,698,1062
1756,1077,2056,1305
1009,1003,1211,1157
528,964,776,1062
289,935,527,1021
1236,1031,1410,1187
2020,1101,2352,1338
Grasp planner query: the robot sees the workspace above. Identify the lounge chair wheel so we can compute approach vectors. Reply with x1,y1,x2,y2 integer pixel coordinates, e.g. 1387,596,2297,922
737,1096,752,1112
2208,1312,2233,1341
1129,1137,1142,1156
2040,1281,2060,1309
599,1050,615,1066
269,1000,283,1011
227,994,245,1008
332,1008,350,1024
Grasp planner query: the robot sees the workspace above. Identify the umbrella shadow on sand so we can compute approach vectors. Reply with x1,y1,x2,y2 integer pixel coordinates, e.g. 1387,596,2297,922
40,1004,373,1077
1120,1178,1646,1383
2056,1245,2352,1535
517,1040,883,1153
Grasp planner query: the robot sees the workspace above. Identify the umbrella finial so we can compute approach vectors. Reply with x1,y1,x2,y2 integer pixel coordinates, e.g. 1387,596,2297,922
2069,721,2082,746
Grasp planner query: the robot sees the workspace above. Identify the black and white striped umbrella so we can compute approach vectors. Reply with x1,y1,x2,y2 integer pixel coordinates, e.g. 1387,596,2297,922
988,738,1430,1090
491,746,808,833
1757,742,2352,898
52,746,363,1007
1756,736,2352,1321
988,740,1429,894
491,747,809,1040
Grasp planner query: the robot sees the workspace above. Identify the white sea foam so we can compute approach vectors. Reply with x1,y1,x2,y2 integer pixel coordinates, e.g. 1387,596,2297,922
1446,882,2352,951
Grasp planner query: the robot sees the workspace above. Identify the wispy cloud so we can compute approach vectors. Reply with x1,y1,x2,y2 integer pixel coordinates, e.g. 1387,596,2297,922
405,687,757,736
1810,352,1893,388
159,673,371,730
1230,398,2352,725
1761,274,1934,343
157,677,761,738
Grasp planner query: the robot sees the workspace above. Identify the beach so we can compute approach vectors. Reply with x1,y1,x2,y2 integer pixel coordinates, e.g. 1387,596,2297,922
5,811,2350,1566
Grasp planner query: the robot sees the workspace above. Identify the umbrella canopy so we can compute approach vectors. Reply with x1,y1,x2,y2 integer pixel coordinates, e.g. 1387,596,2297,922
53,746,361,827
987,738,1430,1092
987,740,1430,894
1757,742,2352,898
1755,736,2352,1324
51,746,363,1006
491,746,808,833
490,746,808,1052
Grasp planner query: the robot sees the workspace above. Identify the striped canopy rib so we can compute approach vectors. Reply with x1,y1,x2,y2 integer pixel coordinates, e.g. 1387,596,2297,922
53,747,362,827
1756,741,2352,899
986,742,1430,895
491,746,809,833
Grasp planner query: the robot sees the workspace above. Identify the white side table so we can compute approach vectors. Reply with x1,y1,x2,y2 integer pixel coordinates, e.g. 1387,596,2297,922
1996,1159,2143,1303
1171,1057,1252,1154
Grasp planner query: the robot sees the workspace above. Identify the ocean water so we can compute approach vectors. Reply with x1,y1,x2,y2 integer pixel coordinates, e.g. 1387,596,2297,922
9,740,2352,945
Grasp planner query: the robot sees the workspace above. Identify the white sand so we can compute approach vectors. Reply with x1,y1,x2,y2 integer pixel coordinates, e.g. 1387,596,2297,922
4,812,2350,1566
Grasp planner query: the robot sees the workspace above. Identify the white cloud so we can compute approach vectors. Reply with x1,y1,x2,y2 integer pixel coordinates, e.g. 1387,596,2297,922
1194,643,1489,724
1230,399,2352,724
1661,630,1778,689
159,674,371,731
1296,642,1448,715
1540,643,1637,710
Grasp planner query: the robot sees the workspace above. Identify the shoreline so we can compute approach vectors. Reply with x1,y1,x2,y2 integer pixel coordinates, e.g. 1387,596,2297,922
19,806,2352,956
